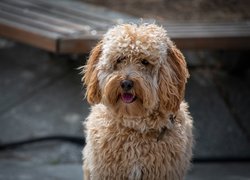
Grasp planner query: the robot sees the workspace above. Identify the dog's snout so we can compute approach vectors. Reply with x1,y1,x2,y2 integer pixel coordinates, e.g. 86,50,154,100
120,80,133,91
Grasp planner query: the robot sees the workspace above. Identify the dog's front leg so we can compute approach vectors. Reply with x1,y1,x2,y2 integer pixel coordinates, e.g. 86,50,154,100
83,161,90,180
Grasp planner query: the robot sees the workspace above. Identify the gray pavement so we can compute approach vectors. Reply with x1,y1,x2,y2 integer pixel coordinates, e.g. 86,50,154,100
0,42,250,179
186,69,250,159
1,161,250,180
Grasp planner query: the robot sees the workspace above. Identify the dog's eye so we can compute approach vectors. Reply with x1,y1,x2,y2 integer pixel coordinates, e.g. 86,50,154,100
141,59,149,66
116,57,125,64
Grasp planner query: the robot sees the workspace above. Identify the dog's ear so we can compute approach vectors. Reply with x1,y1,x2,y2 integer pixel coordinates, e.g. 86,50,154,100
82,41,102,105
158,44,189,113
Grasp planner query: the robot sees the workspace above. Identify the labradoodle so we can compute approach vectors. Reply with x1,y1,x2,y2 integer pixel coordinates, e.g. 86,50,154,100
81,24,193,180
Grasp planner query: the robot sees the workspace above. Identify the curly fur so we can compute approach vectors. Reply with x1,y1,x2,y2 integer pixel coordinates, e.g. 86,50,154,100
82,24,193,180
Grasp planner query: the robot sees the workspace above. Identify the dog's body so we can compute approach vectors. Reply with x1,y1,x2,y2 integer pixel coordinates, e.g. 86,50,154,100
82,24,193,180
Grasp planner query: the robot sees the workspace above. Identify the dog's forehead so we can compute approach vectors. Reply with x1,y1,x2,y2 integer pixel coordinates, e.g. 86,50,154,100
100,24,169,64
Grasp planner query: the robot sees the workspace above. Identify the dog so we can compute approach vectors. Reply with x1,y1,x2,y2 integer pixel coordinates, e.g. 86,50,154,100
81,24,193,180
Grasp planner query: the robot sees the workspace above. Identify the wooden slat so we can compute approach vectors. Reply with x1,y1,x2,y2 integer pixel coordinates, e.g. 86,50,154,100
165,22,250,38
165,22,250,49
27,0,115,24
172,37,250,50
0,9,78,35
0,18,59,52
0,1,91,32
62,0,137,24
5,0,110,31
58,36,100,53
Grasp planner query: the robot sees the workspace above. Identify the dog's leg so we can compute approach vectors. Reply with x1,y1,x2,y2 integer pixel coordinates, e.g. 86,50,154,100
83,161,90,180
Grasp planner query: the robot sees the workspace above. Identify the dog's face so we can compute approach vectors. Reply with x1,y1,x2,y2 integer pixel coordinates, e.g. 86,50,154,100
83,24,189,117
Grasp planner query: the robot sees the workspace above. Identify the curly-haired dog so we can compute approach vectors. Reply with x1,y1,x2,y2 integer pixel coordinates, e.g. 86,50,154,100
82,24,193,180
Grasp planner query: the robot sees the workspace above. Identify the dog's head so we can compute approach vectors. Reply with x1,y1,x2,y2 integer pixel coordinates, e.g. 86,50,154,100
83,24,189,117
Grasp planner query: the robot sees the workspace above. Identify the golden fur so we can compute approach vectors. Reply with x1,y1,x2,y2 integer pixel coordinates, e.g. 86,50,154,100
82,24,193,180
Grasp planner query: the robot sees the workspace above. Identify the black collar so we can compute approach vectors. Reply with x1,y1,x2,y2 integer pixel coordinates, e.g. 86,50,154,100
157,114,176,141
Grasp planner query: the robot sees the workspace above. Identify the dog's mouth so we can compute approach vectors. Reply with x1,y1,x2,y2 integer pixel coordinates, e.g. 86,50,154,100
120,92,136,104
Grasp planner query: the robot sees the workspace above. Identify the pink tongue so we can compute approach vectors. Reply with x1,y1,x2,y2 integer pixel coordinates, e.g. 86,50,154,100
121,93,134,103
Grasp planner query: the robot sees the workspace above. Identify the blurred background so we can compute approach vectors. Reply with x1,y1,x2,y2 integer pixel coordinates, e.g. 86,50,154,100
0,0,250,179
83,0,250,22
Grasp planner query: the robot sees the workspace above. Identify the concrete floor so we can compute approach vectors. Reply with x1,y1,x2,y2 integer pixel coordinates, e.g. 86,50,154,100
0,42,250,179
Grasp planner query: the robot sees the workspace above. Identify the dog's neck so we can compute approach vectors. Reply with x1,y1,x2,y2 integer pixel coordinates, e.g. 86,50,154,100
117,109,177,135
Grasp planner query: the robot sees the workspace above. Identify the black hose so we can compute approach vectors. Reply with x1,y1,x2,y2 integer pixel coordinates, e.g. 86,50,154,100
1,137,250,163
0,135,85,151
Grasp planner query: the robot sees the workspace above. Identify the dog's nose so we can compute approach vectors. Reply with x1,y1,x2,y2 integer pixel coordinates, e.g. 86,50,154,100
120,80,133,91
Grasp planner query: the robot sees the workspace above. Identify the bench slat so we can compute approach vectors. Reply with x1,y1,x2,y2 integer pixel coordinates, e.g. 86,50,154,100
166,23,250,35
0,1,91,32
173,37,250,49
58,37,100,54
27,0,115,24
167,25,250,33
6,0,111,31
0,9,81,35
61,0,136,24
0,18,59,52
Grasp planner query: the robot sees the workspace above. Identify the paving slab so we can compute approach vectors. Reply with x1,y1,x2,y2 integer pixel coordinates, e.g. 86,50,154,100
0,161,83,180
0,141,82,165
186,163,250,180
0,161,250,180
186,69,250,159
0,44,72,114
213,70,250,139
0,70,88,143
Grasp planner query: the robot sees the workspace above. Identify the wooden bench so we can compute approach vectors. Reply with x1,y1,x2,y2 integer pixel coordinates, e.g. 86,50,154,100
165,21,250,50
1,0,250,54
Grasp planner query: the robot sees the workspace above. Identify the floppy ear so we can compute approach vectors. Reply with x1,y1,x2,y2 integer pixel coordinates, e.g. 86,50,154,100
82,41,102,105
158,44,189,113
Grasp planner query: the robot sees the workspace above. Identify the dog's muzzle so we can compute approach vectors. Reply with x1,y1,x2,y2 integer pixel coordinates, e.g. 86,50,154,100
120,80,136,103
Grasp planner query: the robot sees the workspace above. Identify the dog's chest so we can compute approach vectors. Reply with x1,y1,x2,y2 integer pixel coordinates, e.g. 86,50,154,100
94,128,181,179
